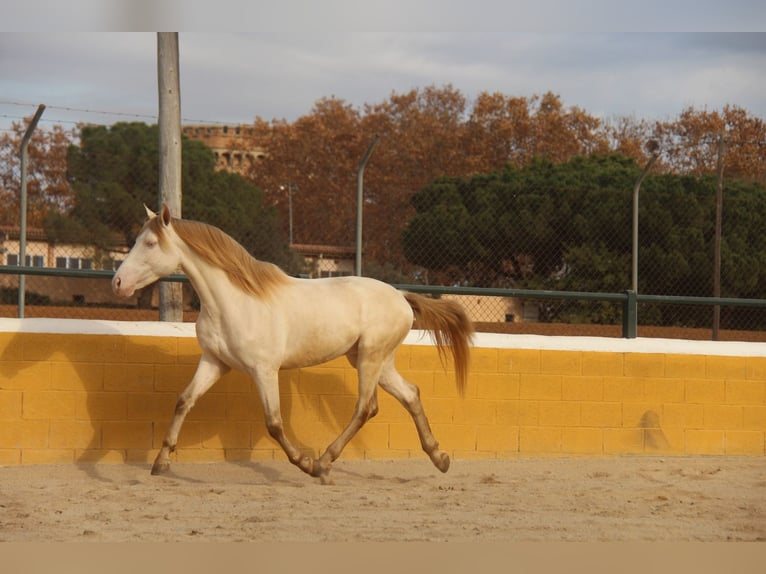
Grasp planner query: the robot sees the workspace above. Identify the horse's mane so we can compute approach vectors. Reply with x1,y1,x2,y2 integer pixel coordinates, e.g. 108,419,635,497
147,216,290,298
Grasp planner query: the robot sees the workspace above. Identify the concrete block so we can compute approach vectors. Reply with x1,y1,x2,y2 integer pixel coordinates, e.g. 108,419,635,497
725,380,765,405
705,355,747,380
49,420,99,449
471,348,498,373
519,374,562,401
102,421,153,449
476,372,519,400
51,362,104,391
200,421,252,449
603,377,644,402
125,335,177,365
685,379,726,404
127,392,176,421
476,425,519,452
703,405,743,429
0,362,51,390
561,427,603,454
500,349,540,374
744,406,766,430
725,430,764,455
496,400,520,426
580,402,622,428
0,420,49,448
538,401,580,427
581,352,623,377
104,363,154,392
685,429,725,454
74,392,127,421
452,398,496,425
0,391,22,419
519,427,561,453
662,403,704,429
603,428,643,454
643,378,685,403
541,350,582,375
623,353,664,378
664,354,705,379
23,391,77,420
22,449,74,464
562,376,603,401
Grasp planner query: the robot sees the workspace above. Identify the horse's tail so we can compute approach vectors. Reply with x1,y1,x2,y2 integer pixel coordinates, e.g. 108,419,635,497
404,292,474,397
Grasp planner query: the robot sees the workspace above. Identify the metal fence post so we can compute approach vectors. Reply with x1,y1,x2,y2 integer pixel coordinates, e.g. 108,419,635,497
631,143,659,293
17,104,46,319
355,135,379,277
623,289,638,338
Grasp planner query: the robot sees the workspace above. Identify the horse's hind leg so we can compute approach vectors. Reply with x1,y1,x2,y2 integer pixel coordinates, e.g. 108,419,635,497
312,357,383,482
379,359,451,473
152,353,228,475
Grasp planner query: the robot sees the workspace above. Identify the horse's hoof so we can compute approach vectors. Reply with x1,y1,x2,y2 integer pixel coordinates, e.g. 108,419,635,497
297,456,316,475
319,473,335,486
309,457,332,481
432,451,450,473
151,461,170,475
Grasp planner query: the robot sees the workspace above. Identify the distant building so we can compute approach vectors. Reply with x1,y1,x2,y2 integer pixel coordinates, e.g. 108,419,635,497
290,243,355,278
0,225,130,306
182,124,266,175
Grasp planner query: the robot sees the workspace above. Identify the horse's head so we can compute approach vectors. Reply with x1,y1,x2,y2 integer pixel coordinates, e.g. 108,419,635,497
112,203,182,297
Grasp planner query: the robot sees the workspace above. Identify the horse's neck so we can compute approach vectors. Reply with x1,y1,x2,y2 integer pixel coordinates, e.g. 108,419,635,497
178,247,236,315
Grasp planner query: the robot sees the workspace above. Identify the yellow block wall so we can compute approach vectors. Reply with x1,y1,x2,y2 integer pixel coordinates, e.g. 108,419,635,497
0,331,764,466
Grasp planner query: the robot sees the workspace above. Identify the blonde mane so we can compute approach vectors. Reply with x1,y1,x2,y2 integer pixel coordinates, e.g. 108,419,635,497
147,216,290,298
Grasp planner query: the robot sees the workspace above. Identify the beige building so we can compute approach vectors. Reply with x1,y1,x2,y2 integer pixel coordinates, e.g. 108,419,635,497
182,124,267,175
291,243,355,278
0,225,130,306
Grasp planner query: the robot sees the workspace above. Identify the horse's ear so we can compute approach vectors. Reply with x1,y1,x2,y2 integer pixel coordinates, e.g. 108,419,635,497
160,203,172,227
144,204,157,219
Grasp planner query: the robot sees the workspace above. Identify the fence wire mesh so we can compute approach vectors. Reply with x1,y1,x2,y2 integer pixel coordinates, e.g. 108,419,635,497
1,117,765,341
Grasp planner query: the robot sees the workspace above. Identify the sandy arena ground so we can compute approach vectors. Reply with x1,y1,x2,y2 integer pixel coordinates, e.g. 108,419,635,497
0,456,763,542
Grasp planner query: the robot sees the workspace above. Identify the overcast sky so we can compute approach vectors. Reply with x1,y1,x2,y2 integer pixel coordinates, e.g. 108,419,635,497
1,2,765,133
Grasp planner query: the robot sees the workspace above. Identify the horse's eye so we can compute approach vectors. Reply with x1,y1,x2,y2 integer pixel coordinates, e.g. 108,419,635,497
145,239,157,248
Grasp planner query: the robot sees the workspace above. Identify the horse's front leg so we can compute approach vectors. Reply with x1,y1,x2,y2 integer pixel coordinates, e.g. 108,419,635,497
252,368,317,478
152,354,228,475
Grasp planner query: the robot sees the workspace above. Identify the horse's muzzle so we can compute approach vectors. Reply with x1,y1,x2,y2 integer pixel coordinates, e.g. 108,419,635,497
112,274,133,297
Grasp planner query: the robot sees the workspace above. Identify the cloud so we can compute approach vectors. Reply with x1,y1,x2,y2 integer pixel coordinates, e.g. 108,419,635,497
1,31,765,133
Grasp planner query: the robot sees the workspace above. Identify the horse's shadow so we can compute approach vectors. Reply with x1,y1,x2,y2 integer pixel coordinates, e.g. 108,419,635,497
0,319,362,484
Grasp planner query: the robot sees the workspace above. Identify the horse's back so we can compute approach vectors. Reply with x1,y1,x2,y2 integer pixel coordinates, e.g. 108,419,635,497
288,275,412,325
273,275,413,368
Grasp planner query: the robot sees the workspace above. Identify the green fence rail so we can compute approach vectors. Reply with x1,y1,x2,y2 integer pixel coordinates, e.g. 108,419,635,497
3,266,766,339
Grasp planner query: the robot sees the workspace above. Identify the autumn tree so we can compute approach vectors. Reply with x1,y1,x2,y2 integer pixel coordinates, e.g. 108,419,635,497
244,98,365,250
0,122,75,227
360,85,471,267
654,105,766,182
245,86,474,272
527,92,608,162
241,87,765,282
462,91,533,172
463,91,610,173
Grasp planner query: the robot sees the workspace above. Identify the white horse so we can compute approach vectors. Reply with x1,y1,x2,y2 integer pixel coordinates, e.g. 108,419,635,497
112,204,473,482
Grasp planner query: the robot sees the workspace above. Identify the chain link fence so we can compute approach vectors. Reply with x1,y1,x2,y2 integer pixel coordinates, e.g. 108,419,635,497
1,120,766,341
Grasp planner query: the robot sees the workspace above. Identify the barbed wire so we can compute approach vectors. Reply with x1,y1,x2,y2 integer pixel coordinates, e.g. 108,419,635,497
0,99,237,132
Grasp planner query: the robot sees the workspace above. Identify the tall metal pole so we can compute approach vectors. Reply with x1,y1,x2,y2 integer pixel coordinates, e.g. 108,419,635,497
631,142,659,293
157,32,183,321
712,130,725,340
17,104,46,318
355,135,379,277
